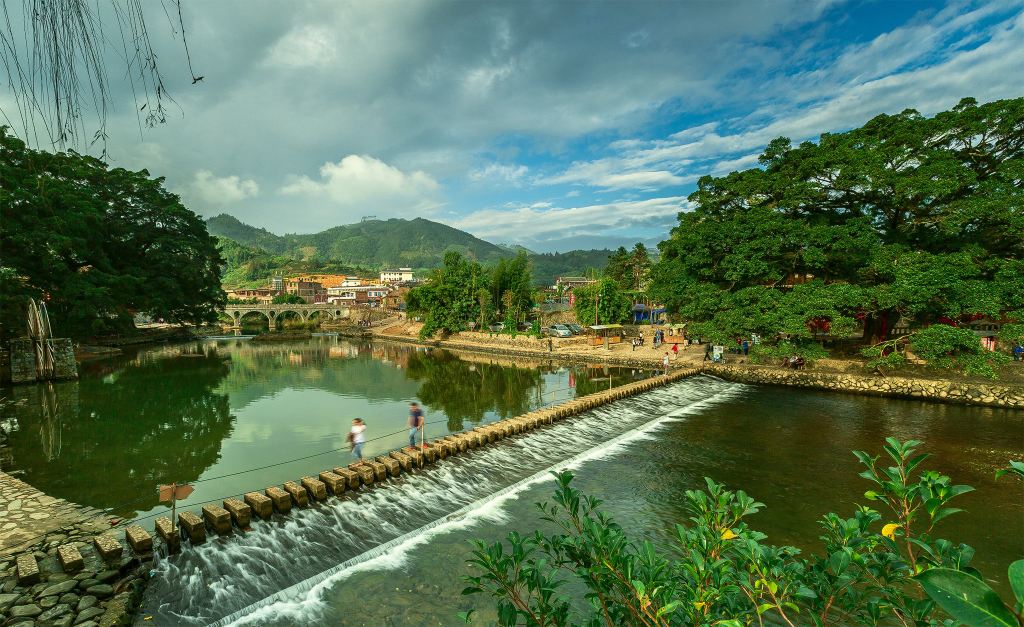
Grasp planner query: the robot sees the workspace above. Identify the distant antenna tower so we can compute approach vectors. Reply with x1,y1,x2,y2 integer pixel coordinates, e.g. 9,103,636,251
361,215,377,222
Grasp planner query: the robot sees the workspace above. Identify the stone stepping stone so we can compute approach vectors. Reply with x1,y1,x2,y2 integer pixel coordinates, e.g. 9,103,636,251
365,460,388,481
223,498,252,528
388,451,413,472
264,487,292,514
154,517,181,554
177,511,206,544
317,471,345,495
300,477,327,501
124,525,152,554
92,534,123,561
282,481,310,506
56,544,84,573
347,463,374,486
375,456,401,478
15,553,39,586
331,467,361,489
202,505,232,536
244,492,273,520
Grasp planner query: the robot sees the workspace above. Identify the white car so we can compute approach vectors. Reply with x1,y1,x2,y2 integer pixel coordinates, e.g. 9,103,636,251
548,324,573,337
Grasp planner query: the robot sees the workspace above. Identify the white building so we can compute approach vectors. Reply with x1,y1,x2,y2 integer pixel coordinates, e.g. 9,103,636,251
341,276,363,287
327,285,391,305
380,268,414,284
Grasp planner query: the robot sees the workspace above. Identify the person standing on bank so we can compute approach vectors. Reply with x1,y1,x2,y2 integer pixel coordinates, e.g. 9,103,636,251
408,402,425,448
350,418,366,461
663,352,670,376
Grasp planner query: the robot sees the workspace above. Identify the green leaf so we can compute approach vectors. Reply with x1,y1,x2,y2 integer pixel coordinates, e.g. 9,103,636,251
457,610,475,623
916,567,1017,626
1009,560,1024,604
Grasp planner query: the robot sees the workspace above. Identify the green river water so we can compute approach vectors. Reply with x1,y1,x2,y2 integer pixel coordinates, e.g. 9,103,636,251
1,338,1021,625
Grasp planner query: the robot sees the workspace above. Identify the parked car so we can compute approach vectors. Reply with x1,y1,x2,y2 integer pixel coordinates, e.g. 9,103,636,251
547,324,573,338
566,323,584,335
488,322,505,332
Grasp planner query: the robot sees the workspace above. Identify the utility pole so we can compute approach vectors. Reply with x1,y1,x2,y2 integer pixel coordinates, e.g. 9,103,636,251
595,292,600,325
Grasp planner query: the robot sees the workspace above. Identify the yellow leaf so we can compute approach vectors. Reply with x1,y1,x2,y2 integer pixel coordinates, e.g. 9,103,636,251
720,528,738,540
881,523,900,540
694,602,706,611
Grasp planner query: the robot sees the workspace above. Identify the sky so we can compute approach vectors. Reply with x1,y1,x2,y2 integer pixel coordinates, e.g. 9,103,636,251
4,0,1024,252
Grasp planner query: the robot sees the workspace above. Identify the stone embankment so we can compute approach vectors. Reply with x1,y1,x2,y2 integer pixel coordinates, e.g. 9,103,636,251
704,364,1024,409
1,472,149,626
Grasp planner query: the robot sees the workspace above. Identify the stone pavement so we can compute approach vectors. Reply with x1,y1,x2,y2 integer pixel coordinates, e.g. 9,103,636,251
1,471,109,556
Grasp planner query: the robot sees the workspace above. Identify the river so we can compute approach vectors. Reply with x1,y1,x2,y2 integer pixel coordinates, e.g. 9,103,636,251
1,338,1021,625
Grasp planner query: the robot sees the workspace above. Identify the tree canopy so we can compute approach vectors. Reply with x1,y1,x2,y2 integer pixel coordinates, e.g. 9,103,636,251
650,97,1024,344
406,251,535,338
0,127,224,338
572,278,633,326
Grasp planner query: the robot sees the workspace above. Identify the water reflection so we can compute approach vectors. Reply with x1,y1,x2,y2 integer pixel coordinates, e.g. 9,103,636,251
4,347,232,513
1,339,648,519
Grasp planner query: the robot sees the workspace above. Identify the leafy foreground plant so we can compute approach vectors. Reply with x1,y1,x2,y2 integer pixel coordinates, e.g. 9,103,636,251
462,439,1023,626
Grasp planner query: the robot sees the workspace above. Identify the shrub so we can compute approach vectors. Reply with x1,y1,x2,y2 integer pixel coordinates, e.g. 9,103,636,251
462,439,1023,626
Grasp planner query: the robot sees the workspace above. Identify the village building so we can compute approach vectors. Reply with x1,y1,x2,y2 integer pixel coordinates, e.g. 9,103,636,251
380,268,414,284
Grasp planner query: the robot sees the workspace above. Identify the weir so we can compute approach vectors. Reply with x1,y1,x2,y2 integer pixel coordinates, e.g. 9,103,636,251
138,373,746,624
131,368,702,559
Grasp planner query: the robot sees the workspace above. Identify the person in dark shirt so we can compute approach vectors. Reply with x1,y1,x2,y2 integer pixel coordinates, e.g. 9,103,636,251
408,402,425,448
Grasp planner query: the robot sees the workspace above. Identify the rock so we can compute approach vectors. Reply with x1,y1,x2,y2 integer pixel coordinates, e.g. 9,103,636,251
73,607,104,625
75,622,98,627
39,580,78,597
77,579,99,591
94,572,118,585
0,593,19,611
8,604,42,619
75,596,97,612
83,584,112,600
37,603,72,622
40,595,59,609
95,593,131,627
48,615,74,627
58,593,79,607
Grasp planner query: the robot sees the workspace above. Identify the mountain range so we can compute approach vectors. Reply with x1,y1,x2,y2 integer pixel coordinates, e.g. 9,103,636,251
207,214,612,287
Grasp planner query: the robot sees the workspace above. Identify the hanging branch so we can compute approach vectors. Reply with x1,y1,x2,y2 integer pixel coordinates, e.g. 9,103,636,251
0,0,198,155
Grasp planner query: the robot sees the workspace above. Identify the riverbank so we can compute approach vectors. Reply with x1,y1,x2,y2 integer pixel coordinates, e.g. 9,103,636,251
372,323,1024,409
0,471,149,626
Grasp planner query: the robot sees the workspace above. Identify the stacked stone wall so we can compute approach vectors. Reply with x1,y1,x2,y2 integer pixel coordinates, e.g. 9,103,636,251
704,364,1024,409
8,340,37,384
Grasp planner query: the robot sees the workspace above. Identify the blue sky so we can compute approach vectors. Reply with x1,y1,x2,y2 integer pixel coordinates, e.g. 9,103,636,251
5,0,1023,252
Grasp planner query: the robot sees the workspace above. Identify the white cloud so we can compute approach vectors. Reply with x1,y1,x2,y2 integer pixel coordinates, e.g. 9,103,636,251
454,196,688,244
541,6,1024,193
280,155,442,223
190,170,259,206
264,25,339,69
469,163,529,184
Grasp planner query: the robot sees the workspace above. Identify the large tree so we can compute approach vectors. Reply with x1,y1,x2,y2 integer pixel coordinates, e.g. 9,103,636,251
651,97,1024,344
0,127,225,338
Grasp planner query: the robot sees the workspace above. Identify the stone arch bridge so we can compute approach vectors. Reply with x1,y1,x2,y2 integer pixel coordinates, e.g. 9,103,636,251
222,303,351,326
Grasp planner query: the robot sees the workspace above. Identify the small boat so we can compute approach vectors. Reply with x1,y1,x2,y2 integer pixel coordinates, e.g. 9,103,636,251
203,335,256,340
311,332,339,337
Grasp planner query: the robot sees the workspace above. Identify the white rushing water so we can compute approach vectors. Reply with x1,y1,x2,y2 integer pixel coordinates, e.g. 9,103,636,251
139,376,746,625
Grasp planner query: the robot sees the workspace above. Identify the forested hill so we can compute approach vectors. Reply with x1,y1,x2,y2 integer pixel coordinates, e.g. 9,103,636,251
208,214,611,287
206,214,508,268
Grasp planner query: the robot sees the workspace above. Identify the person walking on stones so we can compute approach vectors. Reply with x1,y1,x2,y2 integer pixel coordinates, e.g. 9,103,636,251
663,351,670,376
408,402,425,448
350,418,366,461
